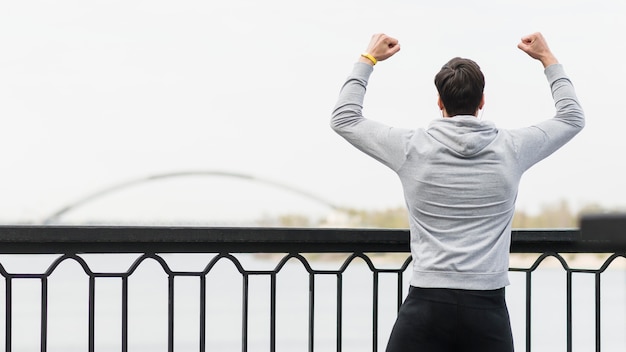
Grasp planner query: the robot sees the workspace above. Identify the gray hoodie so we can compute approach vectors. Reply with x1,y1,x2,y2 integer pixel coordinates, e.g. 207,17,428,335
331,62,584,290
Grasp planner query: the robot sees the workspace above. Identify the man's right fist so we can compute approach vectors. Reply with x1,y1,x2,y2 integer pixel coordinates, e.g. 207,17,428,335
363,33,401,63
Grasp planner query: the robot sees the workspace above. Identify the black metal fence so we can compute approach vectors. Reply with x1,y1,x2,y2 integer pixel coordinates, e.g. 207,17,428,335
0,215,624,352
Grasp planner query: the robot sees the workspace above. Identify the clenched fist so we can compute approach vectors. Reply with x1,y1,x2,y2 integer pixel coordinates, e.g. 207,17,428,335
360,33,401,65
517,32,559,68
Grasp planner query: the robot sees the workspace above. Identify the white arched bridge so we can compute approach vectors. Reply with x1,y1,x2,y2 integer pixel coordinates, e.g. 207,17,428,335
43,170,341,225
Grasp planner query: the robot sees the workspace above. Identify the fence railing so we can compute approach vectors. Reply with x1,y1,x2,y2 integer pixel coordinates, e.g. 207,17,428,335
0,214,624,352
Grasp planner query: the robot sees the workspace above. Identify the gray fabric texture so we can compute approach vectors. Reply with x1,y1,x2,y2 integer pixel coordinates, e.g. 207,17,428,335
331,62,584,290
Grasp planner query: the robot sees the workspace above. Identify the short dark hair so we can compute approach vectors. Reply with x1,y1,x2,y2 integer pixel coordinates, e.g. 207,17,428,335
434,57,485,116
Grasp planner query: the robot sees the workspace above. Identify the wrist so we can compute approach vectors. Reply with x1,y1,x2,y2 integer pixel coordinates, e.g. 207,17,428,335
360,53,377,66
540,55,559,68
359,57,375,66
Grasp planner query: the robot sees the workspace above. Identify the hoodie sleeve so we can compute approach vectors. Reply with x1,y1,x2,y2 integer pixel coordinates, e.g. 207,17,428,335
513,64,585,170
330,62,413,171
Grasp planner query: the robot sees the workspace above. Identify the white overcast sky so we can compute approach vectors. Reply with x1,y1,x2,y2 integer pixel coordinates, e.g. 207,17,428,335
1,0,624,225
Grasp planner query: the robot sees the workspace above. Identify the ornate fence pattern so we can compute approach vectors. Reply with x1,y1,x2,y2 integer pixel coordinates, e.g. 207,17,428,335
0,217,625,352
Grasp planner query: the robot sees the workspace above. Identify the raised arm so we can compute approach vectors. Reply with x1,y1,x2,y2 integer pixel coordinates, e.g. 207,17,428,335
330,34,412,172
514,32,585,169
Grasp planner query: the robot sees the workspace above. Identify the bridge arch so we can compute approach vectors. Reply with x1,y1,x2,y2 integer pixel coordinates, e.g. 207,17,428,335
43,170,341,225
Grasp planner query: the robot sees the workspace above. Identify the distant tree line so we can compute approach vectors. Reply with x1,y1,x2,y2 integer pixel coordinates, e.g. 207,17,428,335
259,200,625,229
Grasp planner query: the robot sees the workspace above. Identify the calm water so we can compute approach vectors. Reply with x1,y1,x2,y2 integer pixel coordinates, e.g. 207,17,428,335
0,253,625,352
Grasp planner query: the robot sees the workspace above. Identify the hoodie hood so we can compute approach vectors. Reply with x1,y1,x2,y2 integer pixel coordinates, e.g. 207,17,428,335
427,115,498,157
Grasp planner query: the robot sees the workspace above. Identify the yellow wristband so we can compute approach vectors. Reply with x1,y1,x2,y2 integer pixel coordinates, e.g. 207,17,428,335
361,53,377,65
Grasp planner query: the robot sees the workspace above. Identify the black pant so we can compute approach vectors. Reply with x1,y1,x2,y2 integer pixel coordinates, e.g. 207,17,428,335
385,286,514,352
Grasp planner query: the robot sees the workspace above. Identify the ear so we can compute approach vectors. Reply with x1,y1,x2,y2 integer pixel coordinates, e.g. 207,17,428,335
437,96,444,111
478,94,485,110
